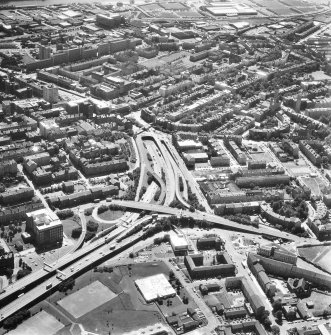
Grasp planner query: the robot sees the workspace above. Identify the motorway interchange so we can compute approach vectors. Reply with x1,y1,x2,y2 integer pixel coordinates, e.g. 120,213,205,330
0,130,318,323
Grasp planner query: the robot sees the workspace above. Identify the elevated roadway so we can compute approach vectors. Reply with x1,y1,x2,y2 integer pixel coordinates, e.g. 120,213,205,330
0,216,153,321
111,200,310,242
0,223,124,308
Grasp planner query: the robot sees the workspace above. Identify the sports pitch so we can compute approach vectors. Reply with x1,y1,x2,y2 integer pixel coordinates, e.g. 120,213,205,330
57,280,117,319
8,311,63,335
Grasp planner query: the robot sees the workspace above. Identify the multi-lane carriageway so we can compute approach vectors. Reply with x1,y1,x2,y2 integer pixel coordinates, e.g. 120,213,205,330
0,215,156,322
111,200,311,243
0,223,127,309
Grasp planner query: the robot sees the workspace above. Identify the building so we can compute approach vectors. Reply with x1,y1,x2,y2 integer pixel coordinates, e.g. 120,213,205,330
288,278,310,298
39,44,52,60
1,187,34,205
0,160,17,177
235,175,290,188
185,252,235,280
250,252,331,290
0,252,14,275
26,209,63,247
307,219,331,241
299,141,321,166
42,85,58,104
247,253,277,298
96,14,123,29
260,203,301,230
257,243,297,265
225,276,266,317
122,323,170,335
135,274,176,303
196,237,223,250
247,160,266,170
169,231,188,254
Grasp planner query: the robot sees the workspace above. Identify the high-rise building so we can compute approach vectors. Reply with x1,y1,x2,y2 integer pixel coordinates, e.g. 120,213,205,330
43,85,59,104
39,44,52,60
26,209,63,247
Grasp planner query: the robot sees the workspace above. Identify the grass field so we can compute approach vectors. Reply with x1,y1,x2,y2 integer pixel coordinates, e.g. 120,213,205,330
283,159,311,177
300,177,326,197
299,246,331,272
76,263,169,334
62,219,80,239
8,311,63,335
250,152,274,163
57,281,117,319
301,291,331,312
98,210,125,221
32,262,189,335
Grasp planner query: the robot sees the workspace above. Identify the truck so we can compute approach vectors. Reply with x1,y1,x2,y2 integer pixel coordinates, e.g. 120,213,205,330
46,283,52,290
109,246,115,250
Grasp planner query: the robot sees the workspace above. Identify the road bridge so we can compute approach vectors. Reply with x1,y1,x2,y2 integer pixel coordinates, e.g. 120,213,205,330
111,200,308,242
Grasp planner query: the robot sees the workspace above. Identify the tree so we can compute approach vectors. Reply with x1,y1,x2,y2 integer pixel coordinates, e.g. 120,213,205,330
71,227,82,238
97,205,108,214
3,309,30,330
275,310,283,324
87,220,99,232
262,317,272,329
58,278,75,293
272,299,282,312
4,267,13,278
169,270,175,280
271,325,280,335
183,296,189,304
16,269,32,280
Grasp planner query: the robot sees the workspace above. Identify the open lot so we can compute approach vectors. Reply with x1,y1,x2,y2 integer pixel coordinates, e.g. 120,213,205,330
8,311,63,335
301,291,331,313
298,245,331,273
249,151,274,163
35,262,172,335
299,176,326,197
98,209,125,221
283,159,312,177
62,219,80,239
57,280,117,319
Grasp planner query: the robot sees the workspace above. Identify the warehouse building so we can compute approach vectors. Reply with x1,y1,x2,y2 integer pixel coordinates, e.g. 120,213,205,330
135,274,176,303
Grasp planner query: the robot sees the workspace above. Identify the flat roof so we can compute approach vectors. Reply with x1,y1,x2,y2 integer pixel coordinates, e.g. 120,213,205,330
27,208,62,231
170,231,188,249
135,273,176,302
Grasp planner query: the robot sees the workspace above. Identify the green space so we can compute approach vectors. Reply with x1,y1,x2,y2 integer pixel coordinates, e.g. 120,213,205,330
300,177,326,197
283,159,312,177
271,198,308,220
3,222,33,253
6,311,63,335
298,246,331,273
301,291,331,315
29,261,201,335
58,281,117,319
250,151,274,163
98,209,125,221
62,219,80,239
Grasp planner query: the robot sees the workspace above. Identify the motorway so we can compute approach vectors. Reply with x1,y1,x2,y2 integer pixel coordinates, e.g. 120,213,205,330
0,215,154,321
110,199,315,242
0,133,159,312
0,129,319,326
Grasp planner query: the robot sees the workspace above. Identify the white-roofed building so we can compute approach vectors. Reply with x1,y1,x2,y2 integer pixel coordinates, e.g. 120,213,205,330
169,231,188,253
26,209,63,247
122,323,170,335
135,274,176,303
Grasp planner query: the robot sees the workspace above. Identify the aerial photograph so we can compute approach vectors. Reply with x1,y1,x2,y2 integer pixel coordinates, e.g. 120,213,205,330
0,0,330,334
